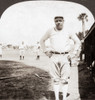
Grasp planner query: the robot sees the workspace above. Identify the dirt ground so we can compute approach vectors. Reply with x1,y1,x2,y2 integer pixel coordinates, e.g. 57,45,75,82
0,60,52,100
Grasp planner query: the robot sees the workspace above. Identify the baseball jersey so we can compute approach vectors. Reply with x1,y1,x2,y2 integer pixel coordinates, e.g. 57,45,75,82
43,28,80,52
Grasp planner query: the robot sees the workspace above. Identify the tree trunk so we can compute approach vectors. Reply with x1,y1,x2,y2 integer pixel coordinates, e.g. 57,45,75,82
82,20,85,38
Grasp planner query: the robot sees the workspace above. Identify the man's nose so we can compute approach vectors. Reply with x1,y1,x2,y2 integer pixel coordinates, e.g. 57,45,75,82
57,21,61,24
58,21,61,23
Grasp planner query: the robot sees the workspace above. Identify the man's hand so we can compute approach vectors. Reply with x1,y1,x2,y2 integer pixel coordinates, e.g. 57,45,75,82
44,51,52,58
69,50,77,58
74,50,78,55
72,50,79,58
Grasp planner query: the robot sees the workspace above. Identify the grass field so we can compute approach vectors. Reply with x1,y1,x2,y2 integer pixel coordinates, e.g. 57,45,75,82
0,60,52,100
0,49,54,100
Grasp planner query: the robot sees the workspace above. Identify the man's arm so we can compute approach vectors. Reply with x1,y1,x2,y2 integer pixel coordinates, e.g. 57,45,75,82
40,32,50,52
70,33,81,55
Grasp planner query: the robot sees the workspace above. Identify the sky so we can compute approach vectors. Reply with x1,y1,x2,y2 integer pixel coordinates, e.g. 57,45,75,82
0,1,94,46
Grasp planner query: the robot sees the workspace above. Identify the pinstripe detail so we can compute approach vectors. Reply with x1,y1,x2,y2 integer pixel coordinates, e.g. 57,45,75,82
53,62,65,78
60,63,65,77
53,62,61,77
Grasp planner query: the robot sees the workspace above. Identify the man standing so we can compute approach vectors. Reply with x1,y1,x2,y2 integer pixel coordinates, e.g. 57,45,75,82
40,16,81,100
0,43,2,58
19,41,25,60
35,42,40,60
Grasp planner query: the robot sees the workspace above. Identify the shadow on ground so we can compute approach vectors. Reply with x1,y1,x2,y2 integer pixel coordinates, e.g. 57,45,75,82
0,60,54,100
78,61,95,100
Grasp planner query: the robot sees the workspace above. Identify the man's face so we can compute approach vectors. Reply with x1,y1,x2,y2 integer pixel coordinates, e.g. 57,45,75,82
54,18,64,30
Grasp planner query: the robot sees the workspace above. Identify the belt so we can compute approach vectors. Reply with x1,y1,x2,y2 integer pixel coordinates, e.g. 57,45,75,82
51,51,68,54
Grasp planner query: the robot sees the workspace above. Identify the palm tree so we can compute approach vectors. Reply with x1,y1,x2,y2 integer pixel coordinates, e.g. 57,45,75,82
78,13,88,61
78,13,88,38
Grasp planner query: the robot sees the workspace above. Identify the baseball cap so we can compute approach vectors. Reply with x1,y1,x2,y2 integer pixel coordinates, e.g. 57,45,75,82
54,16,64,20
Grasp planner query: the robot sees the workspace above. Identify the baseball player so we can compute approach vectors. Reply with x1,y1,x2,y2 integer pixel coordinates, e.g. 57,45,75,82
40,16,81,100
0,43,2,58
35,42,40,60
19,41,25,60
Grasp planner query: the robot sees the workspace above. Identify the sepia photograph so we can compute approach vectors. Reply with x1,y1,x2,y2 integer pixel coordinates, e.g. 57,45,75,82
0,0,95,100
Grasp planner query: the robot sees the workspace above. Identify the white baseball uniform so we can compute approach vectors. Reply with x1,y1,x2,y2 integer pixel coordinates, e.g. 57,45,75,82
19,43,25,57
40,27,81,84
